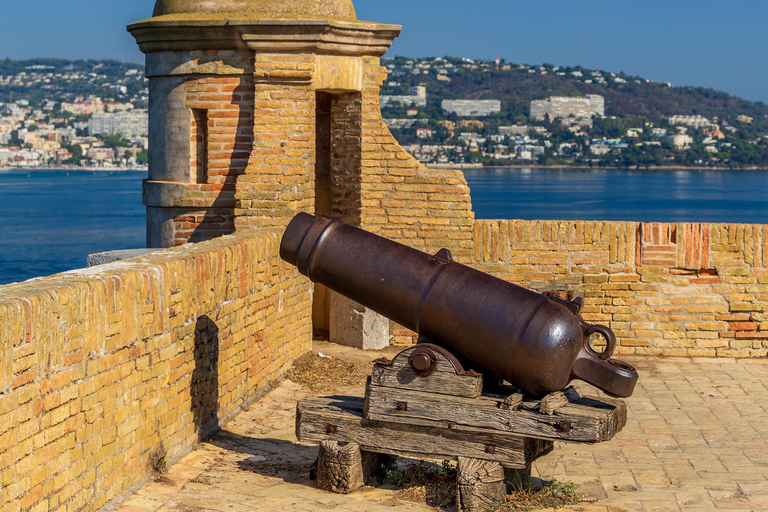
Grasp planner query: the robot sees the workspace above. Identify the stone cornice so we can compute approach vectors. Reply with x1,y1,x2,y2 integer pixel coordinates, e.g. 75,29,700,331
128,17,401,57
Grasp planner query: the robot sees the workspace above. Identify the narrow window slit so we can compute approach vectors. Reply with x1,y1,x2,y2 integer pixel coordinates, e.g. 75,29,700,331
192,109,208,184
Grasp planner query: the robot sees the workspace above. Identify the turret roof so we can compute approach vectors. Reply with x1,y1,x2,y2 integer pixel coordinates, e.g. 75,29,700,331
152,0,357,21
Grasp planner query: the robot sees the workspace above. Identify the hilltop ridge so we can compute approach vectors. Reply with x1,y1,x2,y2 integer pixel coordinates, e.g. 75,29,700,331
382,56,768,122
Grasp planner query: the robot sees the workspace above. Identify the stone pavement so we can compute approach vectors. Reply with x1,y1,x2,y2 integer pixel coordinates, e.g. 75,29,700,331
114,345,768,512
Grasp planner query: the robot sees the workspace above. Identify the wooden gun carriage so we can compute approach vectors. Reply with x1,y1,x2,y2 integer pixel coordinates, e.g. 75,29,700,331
282,213,635,511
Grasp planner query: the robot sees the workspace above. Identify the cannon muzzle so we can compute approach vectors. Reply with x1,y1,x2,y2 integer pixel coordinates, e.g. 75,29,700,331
281,213,638,398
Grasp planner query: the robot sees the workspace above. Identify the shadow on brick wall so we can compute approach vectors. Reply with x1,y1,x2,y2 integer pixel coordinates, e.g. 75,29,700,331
189,76,254,243
192,315,220,440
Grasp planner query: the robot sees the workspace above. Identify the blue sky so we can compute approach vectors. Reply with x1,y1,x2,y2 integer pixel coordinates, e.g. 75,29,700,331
1,0,766,102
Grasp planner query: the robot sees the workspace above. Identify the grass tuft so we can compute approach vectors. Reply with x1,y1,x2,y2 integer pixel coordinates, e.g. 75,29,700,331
491,479,584,511
152,452,168,474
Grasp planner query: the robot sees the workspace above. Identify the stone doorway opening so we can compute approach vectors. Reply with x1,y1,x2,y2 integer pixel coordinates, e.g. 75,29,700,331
313,90,363,341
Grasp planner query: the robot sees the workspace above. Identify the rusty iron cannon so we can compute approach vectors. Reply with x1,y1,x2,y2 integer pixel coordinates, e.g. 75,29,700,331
280,212,638,398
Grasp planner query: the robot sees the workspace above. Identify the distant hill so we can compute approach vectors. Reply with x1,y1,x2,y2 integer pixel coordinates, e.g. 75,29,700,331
0,58,142,76
0,56,765,168
381,56,768,125
0,58,145,106
380,57,768,168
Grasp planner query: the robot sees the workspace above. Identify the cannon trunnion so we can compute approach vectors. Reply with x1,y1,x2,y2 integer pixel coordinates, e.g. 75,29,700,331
280,212,638,398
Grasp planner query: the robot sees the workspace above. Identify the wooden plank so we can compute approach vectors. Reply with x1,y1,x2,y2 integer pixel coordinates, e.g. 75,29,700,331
364,382,626,443
370,346,483,398
296,396,549,468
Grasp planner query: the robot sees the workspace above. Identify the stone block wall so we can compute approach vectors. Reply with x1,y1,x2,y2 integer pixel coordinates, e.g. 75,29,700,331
471,219,768,357
0,229,311,512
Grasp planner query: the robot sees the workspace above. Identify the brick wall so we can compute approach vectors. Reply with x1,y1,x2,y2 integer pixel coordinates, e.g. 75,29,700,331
0,229,311,512
358,58,475,258
226,53,316,230
178,76,254,244
472,219,768,357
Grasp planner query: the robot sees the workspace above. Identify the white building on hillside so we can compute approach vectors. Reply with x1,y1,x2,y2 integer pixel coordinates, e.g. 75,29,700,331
380,85,427,108
89,110,148,138
668,115,713,130
530,95,604,121
442,99,501,117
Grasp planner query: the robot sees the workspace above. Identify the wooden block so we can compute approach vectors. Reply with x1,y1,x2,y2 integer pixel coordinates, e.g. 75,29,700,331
457,457,506,512
539,386,581,415
371,346,483,398
364,381,626,443
297,396,548,468
499,392,524,411
316,440,366,494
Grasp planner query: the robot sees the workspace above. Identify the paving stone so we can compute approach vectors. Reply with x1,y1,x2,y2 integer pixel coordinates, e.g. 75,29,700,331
114,352,768,512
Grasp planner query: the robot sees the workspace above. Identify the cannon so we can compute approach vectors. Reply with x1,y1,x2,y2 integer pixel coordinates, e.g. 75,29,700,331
281,212,638,398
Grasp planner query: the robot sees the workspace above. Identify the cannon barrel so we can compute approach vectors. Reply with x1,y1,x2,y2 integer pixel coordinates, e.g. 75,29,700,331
280,213,638,398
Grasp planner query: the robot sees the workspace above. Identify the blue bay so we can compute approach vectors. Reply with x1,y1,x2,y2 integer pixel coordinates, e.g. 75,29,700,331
1,168,768,284
0,170,146,285
464,168,768,224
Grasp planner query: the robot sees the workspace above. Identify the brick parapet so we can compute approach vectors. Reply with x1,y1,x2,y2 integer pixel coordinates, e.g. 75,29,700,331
357,58,475,257
471,219,768,357
0,229,311,512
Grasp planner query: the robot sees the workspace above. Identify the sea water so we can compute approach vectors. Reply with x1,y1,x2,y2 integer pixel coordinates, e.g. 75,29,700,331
463,167,768,224
0,170,145,285
1,168,767,284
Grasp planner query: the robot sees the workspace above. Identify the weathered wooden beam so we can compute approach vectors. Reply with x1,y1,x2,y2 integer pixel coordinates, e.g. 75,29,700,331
364,382,626,443
539,386,581,415
297,396,550,468
499,392,525,411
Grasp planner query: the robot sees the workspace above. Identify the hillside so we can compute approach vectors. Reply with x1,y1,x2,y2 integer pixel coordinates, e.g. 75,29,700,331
0,56,766,168
381,57,768,168
0,58,145,106
382,56,768,123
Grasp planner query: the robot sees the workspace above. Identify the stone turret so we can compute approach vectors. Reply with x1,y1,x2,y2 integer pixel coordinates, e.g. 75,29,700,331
129,0,401,248
129,1,474,349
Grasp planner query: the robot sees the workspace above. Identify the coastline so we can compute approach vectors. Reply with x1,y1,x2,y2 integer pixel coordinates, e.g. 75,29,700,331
427,163,768,171
0,165,147,172
4,163,765,173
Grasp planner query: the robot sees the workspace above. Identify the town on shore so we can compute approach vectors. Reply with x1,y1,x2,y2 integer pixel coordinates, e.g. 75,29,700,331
0,59,147,170
381,57,768,169
1,57,767,171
